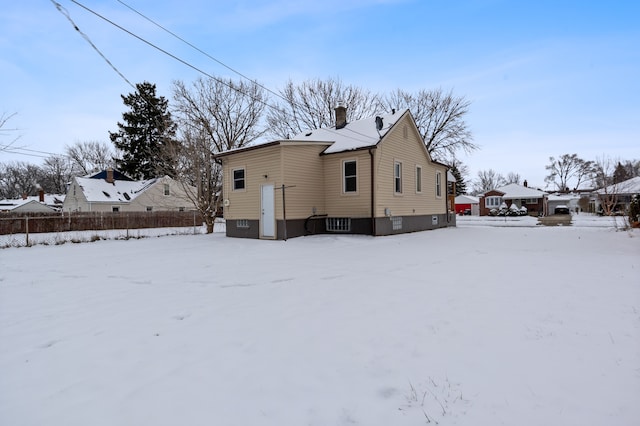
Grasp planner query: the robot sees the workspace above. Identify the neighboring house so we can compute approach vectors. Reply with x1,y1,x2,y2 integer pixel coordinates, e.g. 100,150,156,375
62,169,195,213
454,195,479,215
479,181,548,216
594,176,640,213
0,190,65,213
0,197,57,213
214,107,455,240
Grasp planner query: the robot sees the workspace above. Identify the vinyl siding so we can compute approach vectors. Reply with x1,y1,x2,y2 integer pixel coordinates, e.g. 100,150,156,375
374,115,447,216
223,145,282,220
281,144,326,218
323,150,372,217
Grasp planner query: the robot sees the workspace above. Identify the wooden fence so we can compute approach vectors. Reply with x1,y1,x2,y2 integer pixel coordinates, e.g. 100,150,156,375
0,211,204,235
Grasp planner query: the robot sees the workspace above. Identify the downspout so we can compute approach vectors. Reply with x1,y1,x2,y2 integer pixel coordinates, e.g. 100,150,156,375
369,148,376,236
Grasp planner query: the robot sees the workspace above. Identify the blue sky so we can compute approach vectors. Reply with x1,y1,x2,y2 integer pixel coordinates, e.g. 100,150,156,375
1,0,638,187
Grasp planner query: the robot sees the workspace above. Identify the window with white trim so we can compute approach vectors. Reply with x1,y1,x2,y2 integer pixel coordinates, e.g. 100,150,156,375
436,171,442,197
163,183,170,196
233,168,245,191
394,161,402,194
416,166,422,193
486,196,502,207
343,160,357,193
237,219,249,228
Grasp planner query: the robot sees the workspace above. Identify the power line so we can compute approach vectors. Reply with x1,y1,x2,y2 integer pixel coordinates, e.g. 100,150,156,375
50,0,135,91
52,0,385,148
67,0,278,114
115,0,289,106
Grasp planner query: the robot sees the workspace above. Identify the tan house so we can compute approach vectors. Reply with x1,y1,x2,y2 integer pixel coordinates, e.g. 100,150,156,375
63,169,195,213
215,107,455,240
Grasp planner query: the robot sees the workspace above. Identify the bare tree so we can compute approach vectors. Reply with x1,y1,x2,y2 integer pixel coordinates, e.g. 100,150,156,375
593,155,619,215
172,76,268,233
0,161,45,199
544,154,593,191
505,172,521,185
41,155,74,194
65,141,114,176
383,88,476,162
471,169,506,194
266,77,382,139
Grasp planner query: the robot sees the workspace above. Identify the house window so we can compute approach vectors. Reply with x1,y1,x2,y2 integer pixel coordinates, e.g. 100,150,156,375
486,196,502,207
525,198,538,204
394,161,402,194
146,206,153,212
326,217,351,232
416,166,422,193
237,219,249,228
343,160,357,193
112,206,120,212
391,216,402,230
233,168,245,191
163,183,170,196
436,171,442,197
178,207,185,212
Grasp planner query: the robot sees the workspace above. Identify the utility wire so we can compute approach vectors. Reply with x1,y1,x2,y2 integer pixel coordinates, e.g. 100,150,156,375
115,0,290,106
113,0,382,143
52,0,384,148
68,0,277,113
51,0,136,91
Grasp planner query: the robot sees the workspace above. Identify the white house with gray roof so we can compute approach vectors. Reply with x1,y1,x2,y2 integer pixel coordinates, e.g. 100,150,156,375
62,169,195,213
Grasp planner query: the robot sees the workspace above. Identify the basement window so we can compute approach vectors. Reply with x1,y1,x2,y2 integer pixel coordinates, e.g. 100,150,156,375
237,219,249,229
326,217,351,232
391,216,402,230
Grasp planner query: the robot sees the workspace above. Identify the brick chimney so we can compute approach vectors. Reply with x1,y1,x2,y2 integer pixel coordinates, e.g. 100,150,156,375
39,188,45,202
334,101,347,129
106,167,114,184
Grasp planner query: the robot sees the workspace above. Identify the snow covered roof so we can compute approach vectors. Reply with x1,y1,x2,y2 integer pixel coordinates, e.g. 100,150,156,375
75,176,158,203
0,198,56,212
290,110,408,154
491,183,547,199
547,193,580,202
455,195,479,204
596,176,640,195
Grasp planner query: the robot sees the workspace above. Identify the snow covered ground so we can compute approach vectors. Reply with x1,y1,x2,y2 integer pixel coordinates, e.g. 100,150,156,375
1,216,638,426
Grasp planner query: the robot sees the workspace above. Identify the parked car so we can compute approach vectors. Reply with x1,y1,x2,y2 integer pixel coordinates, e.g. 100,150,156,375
554,205,570,214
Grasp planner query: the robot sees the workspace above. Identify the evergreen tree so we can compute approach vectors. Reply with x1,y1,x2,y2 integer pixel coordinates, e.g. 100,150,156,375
613,161,631,184
449,162,467,196
110,82,178,179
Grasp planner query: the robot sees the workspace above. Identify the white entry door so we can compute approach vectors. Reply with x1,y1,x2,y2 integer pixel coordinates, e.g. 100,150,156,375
261,184,275,238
